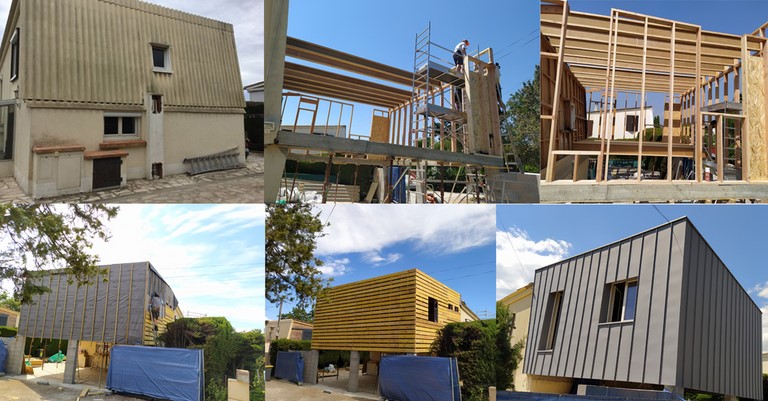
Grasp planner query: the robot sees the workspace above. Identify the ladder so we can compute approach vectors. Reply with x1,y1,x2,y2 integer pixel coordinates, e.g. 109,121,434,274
502,141,524,172
464,166,485,204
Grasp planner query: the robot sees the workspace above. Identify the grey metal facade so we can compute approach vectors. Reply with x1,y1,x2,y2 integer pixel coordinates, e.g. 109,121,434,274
18,262,177,345
523,217,762,399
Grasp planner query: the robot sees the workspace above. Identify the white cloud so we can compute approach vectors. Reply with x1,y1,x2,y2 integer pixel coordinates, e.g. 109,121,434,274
363,252,402,266
496,227,571,300
315,204,495,257
317,258,351,277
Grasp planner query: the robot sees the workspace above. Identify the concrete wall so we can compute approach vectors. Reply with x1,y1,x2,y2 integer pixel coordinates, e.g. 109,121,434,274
162,111,244,176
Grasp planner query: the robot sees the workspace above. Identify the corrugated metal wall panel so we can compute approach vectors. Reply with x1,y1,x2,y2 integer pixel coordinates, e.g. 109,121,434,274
17,0,243,109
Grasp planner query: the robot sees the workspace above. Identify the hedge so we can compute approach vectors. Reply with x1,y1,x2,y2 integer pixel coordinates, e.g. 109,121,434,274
432,320,496,401
268,338,311,367
0,326,17,338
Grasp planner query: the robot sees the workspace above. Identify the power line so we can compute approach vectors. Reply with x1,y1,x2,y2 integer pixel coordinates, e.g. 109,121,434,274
497,214,531,283
496,35,539,61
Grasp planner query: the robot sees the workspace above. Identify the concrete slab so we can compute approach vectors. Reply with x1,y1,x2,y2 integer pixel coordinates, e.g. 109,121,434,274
540,180,768,203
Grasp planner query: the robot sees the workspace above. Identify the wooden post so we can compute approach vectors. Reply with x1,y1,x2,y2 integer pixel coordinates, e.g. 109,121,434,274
598,10,616,182
667,22,676,181
741,36,751,181
604,10,620,182
717,116,724,181
695,28,702,182
638,16,649,180
545,0,569,182
322,154,333,204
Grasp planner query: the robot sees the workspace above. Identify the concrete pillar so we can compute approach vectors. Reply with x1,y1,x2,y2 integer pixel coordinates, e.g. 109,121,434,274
3,336,25,375
62,341,78,384
299,350,318,385
375,168,386,203
663,385,684,397
724,395,737,401
264,145,287,203
348,350,360,393
489,386,497,401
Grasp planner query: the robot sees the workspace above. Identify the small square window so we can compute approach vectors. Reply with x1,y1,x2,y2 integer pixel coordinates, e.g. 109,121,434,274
605,280,638,322
0,313,8,326
151,44,171,73
104,115,139,138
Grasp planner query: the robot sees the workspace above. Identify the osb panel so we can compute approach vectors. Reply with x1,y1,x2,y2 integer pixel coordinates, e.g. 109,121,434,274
370,116,390,143
746,56,767,181
662,102,682,140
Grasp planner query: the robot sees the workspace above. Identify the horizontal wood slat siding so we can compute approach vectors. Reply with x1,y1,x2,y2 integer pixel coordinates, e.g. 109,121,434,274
16,0,244,110
312,269,461,353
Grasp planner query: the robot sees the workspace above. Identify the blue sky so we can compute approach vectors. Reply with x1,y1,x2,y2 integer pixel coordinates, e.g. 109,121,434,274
496,204,768,351
285,0,539,136
266,204,497,320
566,0,768,125
88,204,266,332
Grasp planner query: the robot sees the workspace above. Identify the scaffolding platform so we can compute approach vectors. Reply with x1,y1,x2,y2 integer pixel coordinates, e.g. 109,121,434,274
415,62,464,86
415,103,467,121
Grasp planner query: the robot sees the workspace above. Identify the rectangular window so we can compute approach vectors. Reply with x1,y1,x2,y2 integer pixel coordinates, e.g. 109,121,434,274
104,115,140,138
0,314,7,326
428,297,438,322
540,291,563,350
151,44,171,73
606,280,638,322
10,28,19,81
626,115,639,132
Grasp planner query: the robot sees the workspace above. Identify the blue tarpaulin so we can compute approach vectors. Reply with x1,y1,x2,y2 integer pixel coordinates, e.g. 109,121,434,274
107,345,204,401
0,341,7,374
379,355,461,401
274,351,304,383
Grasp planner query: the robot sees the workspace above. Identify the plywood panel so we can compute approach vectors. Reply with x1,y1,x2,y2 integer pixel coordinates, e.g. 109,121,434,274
370,115,390,143
746,55,767,180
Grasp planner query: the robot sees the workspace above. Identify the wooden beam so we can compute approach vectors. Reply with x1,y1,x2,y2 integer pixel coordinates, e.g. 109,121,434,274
546,1,570,182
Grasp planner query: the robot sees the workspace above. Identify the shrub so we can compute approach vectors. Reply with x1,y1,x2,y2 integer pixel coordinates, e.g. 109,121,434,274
432,320,496,401
0,326,17,338
268,338,311,367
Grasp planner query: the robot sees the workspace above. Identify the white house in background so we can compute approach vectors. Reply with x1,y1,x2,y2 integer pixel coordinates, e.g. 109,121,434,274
245,82,265,103
587,107,654,140
0,0,246,198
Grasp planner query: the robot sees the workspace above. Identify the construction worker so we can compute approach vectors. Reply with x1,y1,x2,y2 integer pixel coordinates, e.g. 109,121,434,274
453,39,469,73
149,292,164,331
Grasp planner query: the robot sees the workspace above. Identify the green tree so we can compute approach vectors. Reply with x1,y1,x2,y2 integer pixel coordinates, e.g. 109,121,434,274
280,304,314,323
266,204,330,307
0,204,118,304
431,320,496,401
501,65,540,173
0,290,20,311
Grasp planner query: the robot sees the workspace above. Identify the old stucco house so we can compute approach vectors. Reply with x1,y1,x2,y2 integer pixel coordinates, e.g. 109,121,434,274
0,0,246,198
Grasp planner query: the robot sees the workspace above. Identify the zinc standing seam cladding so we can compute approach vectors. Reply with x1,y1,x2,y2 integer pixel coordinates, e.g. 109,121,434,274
523,217,762,399
17,262,178,346
3,0,244,110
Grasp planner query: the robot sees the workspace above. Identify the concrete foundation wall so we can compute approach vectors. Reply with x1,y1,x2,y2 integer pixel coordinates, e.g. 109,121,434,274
2,336,25,375
162,111,245,176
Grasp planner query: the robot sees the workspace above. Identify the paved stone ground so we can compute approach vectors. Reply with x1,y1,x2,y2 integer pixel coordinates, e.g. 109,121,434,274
0,375,141,401
0,153,264,204
267,378,378,401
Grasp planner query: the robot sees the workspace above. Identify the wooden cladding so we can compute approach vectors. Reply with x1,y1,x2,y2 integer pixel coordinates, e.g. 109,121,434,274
312,269,461,353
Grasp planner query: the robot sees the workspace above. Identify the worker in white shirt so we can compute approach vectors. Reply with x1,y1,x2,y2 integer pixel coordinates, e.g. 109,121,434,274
453,39,469,73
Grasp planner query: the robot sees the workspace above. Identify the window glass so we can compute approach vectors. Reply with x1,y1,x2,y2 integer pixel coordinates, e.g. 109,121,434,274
610,283,625,322
624,281,638,321
122,117,136,134
104,117,119,135
152,47,166,68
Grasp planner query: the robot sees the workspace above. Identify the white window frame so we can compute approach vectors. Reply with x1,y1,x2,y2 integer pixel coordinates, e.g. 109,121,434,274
151,44,172,74
606,279,638,323
10,28,19,82
104,113,141,139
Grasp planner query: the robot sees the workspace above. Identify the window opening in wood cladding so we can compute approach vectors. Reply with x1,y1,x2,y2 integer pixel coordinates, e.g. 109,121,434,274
428,297,439,322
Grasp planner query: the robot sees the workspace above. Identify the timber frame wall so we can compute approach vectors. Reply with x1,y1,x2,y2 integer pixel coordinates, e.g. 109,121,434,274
312,269,461,353
541,0,768,186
